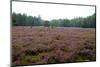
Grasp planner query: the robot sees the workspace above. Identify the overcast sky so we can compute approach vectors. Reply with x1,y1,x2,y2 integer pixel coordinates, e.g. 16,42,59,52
12,1,95,20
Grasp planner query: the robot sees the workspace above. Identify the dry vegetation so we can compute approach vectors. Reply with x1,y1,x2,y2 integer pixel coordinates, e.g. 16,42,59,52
12,26,96,66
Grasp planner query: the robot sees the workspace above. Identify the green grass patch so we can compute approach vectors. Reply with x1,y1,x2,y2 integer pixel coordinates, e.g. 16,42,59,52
21,55,40,64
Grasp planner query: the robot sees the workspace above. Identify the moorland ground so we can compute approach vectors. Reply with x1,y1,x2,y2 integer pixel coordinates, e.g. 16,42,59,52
12,26,96,65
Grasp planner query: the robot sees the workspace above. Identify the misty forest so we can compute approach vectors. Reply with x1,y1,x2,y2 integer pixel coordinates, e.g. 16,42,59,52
12,12,96,28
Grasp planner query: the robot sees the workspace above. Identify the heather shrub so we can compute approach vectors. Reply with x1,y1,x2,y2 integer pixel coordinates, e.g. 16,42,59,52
71,48,96,62
12,27,96,65
24,48,38,55
47,56,60,63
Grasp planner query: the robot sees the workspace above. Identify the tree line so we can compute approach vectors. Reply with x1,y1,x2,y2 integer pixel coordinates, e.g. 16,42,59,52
12,12,96,28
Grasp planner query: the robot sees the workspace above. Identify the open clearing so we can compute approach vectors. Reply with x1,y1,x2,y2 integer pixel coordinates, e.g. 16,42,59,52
12,26,96,65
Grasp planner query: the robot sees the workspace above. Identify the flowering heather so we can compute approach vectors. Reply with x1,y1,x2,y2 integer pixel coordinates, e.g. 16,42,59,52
12,26,96,65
